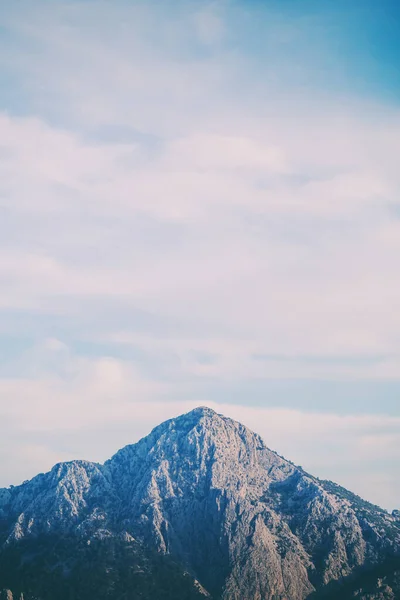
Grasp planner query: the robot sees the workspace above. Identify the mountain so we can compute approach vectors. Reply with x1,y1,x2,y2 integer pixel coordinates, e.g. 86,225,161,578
0,406,399,599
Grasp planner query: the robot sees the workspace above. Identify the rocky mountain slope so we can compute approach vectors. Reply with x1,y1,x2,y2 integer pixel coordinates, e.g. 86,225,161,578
0,406,399,599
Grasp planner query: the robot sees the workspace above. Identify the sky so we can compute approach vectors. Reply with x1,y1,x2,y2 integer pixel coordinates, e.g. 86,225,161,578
0,0,400,510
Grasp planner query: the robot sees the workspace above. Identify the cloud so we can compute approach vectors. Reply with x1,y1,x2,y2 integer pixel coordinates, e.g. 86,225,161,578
0,0,399,510
1,109,400,372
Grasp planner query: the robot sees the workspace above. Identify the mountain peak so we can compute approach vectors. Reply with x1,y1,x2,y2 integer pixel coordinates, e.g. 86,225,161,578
2,408,400,599
110,405,236,465
178,405,223,426
186,405,218,417
138,405,228,445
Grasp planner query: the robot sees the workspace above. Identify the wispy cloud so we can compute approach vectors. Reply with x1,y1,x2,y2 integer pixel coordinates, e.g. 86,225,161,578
0,0,399,508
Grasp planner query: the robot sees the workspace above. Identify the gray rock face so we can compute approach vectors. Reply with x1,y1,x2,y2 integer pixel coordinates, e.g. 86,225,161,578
1,407,399,599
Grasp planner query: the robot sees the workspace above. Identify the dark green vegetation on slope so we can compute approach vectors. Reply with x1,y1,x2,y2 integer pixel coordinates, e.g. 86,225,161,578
0,534,209,600
310,557,400,599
